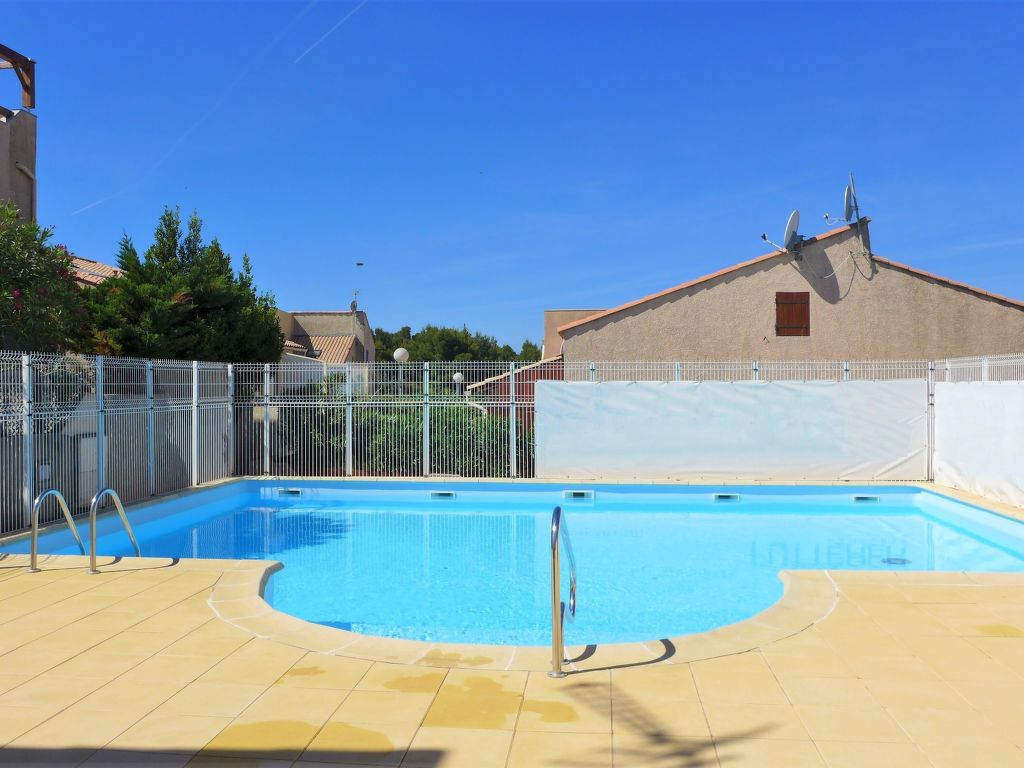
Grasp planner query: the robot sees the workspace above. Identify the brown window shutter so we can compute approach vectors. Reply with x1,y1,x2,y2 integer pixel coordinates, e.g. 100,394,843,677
776,292,810,336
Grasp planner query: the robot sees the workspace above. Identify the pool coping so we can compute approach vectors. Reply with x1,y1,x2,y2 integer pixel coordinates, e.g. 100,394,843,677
205,564,840,673
205,479,1024,671
4,479,1022,674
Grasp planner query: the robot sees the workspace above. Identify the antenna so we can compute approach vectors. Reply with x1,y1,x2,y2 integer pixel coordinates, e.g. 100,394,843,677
761,209,803,252
825,172,862,224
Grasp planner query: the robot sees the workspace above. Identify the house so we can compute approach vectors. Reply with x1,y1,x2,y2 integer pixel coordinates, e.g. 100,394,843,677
549,219,1024,361
0,44,36,221
277,309,375,364
72,256,122,287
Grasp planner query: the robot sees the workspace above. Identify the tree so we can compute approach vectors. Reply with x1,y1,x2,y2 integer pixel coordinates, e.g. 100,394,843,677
373,324,541,362
0,202,88,351
85,207,282,362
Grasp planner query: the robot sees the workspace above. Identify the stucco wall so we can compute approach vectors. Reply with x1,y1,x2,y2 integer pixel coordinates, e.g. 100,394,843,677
542,309,603,358
0,110,36,220
288,311,376,362
561,226,1024,361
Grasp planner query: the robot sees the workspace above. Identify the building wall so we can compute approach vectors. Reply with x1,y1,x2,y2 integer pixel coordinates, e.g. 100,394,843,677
285,311,376,362
541,309,603,358
0,110,36,221
560,226,1024,361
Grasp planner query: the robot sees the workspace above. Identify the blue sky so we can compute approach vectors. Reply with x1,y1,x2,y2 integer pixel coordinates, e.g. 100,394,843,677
5,1,1023,347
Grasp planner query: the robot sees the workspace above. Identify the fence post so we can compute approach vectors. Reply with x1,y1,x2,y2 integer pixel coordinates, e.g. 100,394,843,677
842,360,850,382
345,363,353,477
752,360,760,381
927,360,936,481
190,361,199,486
588,362,596,382
226,364,235,477
21,355,33,527
96,355,106,493
262,363,271,475
509,362,517,478
422,362,430,477
982,357,990,382
146,360,155,496
674,362,682,382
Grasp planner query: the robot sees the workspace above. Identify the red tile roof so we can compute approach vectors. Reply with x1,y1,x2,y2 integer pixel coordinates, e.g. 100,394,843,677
72,256,121,286
286,335,358,364
557,221,864,335
869,255,1024,311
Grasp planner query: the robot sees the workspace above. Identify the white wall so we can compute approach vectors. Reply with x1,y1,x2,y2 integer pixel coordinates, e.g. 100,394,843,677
934,382,1024,508
535,380,929,481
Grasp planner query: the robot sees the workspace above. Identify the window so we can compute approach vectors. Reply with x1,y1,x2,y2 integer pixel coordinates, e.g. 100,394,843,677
776,292,809,336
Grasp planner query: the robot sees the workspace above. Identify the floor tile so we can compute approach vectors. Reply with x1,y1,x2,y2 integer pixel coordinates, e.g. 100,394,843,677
403,726,512,767
301,719,417,766
816,740,933,768
703,703,809,741
794,705,907,743
506,730,612,768
107,712,233,755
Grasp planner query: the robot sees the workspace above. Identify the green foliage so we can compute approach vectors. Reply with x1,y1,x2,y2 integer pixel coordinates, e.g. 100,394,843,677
0,203,89,351
374,325,541,362
273,376,531,477
84,207,282,362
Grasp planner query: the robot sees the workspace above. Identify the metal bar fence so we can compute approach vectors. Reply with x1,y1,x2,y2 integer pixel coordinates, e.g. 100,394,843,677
2,351,1023,535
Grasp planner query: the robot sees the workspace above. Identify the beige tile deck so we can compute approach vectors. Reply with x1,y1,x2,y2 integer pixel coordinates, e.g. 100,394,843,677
0,548,1023,766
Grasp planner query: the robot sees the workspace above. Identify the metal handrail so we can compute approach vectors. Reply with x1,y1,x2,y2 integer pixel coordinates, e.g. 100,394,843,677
88,488,141,574
28,489,86,572
549,505,577,678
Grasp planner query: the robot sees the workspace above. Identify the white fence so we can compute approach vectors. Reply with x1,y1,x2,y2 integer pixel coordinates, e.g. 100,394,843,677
2,351,1023,534
535,380,929,481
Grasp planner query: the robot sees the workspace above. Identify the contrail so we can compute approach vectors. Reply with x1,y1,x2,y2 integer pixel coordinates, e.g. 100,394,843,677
294,0,370,64
72,0,322,216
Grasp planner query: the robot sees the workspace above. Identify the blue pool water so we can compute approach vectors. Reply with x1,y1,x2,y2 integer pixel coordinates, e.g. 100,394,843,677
5,481,1024,645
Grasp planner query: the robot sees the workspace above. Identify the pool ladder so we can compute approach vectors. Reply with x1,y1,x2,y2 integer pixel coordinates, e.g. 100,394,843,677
27,487,141,574
549,505,578,678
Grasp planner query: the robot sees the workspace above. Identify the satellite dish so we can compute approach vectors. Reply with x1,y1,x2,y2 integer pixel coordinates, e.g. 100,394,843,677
843,185,854,222
783,210,801,250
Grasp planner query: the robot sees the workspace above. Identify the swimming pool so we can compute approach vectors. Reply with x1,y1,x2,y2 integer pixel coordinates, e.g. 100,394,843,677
5,481,1024,645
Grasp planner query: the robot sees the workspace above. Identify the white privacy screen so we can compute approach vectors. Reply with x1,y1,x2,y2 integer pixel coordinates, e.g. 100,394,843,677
934,382,1024,508
535,380,929,481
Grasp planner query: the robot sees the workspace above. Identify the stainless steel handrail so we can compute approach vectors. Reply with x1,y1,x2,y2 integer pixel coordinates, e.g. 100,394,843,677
549,505,577,678
28,489,86,572
88,487,141,574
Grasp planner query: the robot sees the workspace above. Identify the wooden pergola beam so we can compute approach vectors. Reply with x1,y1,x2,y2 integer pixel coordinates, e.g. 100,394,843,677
0,43,35,109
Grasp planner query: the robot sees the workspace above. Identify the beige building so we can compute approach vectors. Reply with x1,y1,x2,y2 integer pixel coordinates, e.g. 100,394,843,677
552,219,1024,361
0,44,36,221
277,309,376,364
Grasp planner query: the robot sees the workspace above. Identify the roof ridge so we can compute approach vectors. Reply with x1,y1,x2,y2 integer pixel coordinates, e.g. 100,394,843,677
557,220,864,334
870,254,1024,311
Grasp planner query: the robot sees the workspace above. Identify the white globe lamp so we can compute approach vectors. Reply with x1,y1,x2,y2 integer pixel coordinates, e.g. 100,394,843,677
393,348,409,363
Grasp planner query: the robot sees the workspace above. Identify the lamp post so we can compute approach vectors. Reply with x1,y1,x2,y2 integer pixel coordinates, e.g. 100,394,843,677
394,347,409,395
453,371,464,397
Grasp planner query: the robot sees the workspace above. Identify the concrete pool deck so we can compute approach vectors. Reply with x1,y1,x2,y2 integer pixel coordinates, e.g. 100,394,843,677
1,555,1024,767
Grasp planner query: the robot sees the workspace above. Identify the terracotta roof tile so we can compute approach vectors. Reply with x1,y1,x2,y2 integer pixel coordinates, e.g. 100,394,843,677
288,335,358,364
72,256,121,286
557,221,865,334
869,255,1024,311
